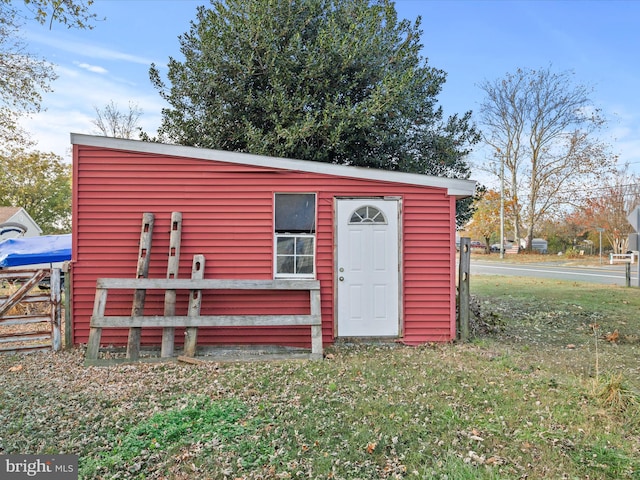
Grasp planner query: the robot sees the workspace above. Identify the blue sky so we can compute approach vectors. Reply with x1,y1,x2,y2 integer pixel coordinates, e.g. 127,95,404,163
18,0,640,189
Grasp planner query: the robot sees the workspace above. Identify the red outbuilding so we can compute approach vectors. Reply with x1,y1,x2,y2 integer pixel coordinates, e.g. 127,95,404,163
70,134,476,353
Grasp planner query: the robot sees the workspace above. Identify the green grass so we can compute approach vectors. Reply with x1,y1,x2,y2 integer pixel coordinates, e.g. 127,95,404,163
80,397,271,477
470,275,640,381
1,276,639,479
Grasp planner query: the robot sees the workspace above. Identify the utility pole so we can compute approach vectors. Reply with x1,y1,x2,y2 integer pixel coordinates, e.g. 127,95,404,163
596,227,604,264
499,149,505,259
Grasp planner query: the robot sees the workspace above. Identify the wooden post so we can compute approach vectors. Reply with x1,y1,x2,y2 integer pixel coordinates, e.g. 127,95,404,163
626,262,631,287
310,287,322,358
85,287,108,360
161,212,182,357
64,262,72,349
126,213,154,360
50,267,62,351
458,237,471,342
183,255,205,357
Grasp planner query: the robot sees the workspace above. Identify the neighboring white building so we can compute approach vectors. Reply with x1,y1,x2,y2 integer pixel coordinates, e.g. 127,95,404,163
0,207,42,240
520,237,548,254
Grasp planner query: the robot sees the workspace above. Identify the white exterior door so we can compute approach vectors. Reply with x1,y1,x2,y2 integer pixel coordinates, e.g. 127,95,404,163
336,199,399,337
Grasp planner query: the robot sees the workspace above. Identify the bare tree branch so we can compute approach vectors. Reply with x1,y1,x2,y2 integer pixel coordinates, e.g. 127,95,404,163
92,101,143,139
478,67,616,250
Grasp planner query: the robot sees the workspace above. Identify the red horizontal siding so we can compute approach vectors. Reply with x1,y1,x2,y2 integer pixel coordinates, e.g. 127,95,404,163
72,144,458,349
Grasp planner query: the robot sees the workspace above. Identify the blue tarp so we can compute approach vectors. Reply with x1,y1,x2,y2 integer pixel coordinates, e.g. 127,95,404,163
0,234,72,268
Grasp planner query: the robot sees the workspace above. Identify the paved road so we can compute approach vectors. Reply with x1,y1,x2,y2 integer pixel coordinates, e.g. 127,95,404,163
469,259,640,286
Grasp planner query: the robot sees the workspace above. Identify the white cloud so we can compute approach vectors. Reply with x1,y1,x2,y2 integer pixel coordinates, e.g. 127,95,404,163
74,62,108,74
19,61,167,160
24,30,160,66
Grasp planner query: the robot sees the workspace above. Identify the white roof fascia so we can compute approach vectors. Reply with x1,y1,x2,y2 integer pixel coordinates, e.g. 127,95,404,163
71,134,477,198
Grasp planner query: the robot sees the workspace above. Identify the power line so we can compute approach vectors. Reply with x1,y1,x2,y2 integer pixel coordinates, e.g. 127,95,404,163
488,182,640,198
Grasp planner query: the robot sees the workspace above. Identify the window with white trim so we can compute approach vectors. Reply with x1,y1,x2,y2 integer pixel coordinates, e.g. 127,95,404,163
274,193,316,277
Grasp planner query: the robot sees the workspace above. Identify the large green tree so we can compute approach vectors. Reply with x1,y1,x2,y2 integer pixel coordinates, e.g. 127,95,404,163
0,149,72,234
150,0,479,217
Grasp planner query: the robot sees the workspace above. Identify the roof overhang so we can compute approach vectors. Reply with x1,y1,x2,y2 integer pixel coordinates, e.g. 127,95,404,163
71,134,477,199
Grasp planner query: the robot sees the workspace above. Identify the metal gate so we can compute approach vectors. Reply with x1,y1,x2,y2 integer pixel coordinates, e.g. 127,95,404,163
0,267,62,353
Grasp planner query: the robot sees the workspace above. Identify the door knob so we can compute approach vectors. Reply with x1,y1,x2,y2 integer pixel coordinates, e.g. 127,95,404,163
339,276,344,281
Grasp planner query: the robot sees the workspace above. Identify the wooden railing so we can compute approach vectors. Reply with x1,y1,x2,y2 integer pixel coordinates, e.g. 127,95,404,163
85,276,322,364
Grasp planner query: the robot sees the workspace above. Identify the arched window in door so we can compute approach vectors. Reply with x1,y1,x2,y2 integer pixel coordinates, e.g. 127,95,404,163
349,205,387,224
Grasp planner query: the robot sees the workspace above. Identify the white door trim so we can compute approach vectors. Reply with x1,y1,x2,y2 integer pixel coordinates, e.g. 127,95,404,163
335,198,401,337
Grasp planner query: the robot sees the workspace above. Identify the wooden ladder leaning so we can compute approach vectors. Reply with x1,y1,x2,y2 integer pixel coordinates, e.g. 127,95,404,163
84,212,323,364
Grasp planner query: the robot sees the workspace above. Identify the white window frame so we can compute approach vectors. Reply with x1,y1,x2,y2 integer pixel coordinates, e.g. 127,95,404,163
274,233,316,279
274,193,317,279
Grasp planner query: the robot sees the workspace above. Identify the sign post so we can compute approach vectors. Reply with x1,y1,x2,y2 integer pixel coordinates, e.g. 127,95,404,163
626,207,640,287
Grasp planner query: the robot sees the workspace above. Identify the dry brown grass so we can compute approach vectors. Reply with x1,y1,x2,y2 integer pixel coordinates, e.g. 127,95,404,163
594,373,640,413
470,251,606,266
